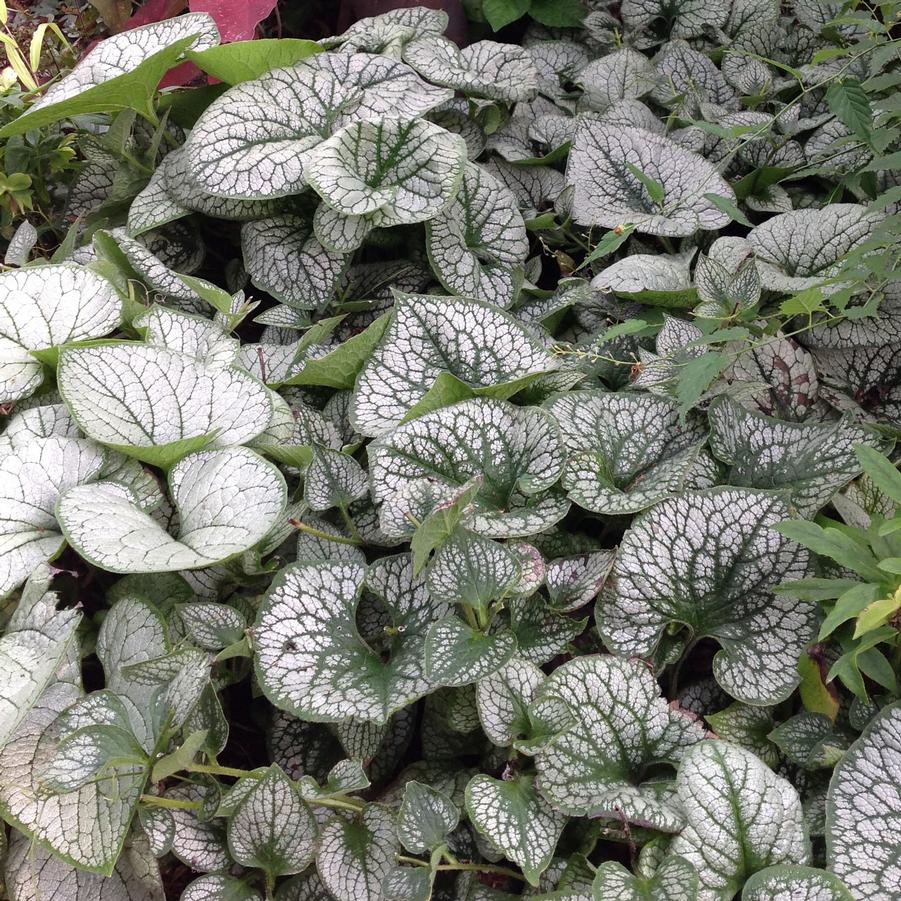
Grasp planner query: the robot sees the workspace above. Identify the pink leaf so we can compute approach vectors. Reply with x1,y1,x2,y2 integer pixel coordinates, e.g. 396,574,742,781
188,0,277,43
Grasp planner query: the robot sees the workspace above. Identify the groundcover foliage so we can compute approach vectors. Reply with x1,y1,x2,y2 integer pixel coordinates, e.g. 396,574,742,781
1,1,900,899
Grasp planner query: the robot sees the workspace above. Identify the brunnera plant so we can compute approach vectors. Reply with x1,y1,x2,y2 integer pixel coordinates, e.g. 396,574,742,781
0,2,900,900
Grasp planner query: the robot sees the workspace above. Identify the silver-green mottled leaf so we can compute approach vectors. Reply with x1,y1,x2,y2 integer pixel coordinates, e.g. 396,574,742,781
305,119,467,251
621,0,729,37
182,874,264,901
424,617,517,687
134,305,239,367
317,805,398,901
241,216,347,309
254,555,447,724
0,437,107,598
426,162,528,307
566,122,735,236
741,865,853,901
0,566,81,748
57,342,272,466
708,397,879,516
533,655,705,829
826,701,901,900
403,36,538,102
599,488,815,705
576,50,656,110
592,855,699,901
547,390,712,515
466,773,567,886
227,765,317,876
476,657,545,747
748,205,879,293
353,292,556,437
304,448,368,512
0,264,120,350
670,741,809,901
57,447,286,573
397,780,459,854
369,398,568,538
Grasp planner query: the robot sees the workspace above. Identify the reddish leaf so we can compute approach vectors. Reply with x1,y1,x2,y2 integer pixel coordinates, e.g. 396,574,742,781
189,0,277,42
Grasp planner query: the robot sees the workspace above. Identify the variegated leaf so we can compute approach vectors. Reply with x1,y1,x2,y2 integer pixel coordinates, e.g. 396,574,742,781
369,398,568,538
396,780,459,854
353,292,556,437
592,855,699,901
670,741,810,901
466,773,567,886
57,448,286,573
426,162,528,307
547,390,713,515
254,555,448,724
826,701,901,900
708,397,879,516
57,342,273,467
532,655,705,830
599,489,815,705
742,865,853,901
566,122,735,236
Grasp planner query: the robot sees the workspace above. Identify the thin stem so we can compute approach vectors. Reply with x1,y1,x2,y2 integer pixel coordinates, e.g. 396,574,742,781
396,855,526,882
139,794,201,811
338,505,363,544
187,762,254,779
290,519,361,546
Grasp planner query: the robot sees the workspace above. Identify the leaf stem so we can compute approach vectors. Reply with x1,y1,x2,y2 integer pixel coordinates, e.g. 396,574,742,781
290,519,361,546
395,854,526,882
139,794,201,811
187,762,254,779
312,795,366,812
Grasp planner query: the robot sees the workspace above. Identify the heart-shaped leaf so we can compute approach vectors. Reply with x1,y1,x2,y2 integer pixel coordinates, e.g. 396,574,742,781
58,342,273,467
57,447,286,573
424,616,517,687
396,780,459,854
353,291,557,436
708,397,879,516
547,390,713,515
369,398,568,538
747,205,879,293
0,437,107,598
254,555,448,724
241,216,348,310
403,36,538,101
742,865,853,901
426,162,528,307
670,741,810,900
566,122,735,236
227,765,317,877
599,488,815,705
466,772,567,885
317,805,398,901
0,264,121,352
592,855,699,900
826,701,901,900
0,566,81,750
533,655,705,829
305,119,467,251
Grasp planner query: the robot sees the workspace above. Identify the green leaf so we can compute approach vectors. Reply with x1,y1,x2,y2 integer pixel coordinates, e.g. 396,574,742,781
775,521,884,582
529,0,585,26
854,446,901,506
483,0,531,33
396,781,459,854
411,477,481,573
703,193,753,227
186,39,322,84
626,162,666,207
826,79,873,142
151,730,207,783
466,772,566,886
577,224,636,270
675,351,728,419
853,588,901,638
0,15,220,136
284,313,391,390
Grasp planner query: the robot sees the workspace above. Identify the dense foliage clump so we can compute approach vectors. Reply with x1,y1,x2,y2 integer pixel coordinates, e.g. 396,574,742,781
1,1,900,899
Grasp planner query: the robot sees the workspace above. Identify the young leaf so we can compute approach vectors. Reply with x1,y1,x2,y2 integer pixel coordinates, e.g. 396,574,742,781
396,780,459,854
